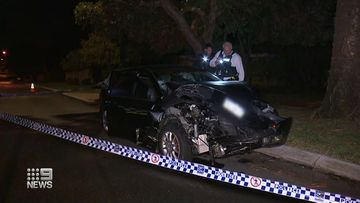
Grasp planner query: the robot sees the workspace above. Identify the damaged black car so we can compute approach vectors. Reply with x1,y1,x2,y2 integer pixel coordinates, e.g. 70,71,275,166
99,65,292,161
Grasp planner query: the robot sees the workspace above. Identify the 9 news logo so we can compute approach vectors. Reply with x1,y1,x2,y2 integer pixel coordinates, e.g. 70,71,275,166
26,168,53,189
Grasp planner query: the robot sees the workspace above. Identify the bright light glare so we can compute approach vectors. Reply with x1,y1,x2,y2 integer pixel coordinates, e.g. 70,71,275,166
2,51,6,55
202,56,208,62
219,59,224,64
223,98,245,118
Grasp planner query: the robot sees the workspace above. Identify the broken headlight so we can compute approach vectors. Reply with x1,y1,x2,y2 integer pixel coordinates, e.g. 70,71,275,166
223,98,245,118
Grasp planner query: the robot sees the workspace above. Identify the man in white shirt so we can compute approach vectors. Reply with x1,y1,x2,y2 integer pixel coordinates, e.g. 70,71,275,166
209,41,245,81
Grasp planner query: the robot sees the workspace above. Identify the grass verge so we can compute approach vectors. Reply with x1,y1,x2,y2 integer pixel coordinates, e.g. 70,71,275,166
274,103,360,164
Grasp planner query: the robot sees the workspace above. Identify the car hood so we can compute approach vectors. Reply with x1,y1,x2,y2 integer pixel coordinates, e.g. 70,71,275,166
200,81,257,100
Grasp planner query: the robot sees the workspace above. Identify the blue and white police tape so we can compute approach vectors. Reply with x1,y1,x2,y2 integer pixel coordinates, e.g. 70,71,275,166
0,112,359,203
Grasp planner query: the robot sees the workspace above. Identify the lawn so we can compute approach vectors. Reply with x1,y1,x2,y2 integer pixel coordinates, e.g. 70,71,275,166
264,93,360,164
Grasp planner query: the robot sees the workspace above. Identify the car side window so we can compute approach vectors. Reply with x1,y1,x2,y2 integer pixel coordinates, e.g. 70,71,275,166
133,74,159,102
110,71,135,97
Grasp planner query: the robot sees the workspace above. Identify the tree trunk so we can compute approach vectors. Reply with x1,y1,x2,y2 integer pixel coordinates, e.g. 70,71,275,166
201,0,218,44
160,0,203,54
318,0,360,118
237,33,250,68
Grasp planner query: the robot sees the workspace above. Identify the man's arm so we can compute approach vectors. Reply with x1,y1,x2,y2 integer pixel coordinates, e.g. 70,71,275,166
232,53,245,81
209,51,221,67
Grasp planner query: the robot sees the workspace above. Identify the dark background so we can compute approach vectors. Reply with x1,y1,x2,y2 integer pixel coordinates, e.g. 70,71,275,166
0,0,335,93
0,0,83,74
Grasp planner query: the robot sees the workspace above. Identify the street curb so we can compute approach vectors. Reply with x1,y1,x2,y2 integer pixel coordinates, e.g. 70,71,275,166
62,92,99,105
36,85,63,92
255,146,360,182
37,85,99,104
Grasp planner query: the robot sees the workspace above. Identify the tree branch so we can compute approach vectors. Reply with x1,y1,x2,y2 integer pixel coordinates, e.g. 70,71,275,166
202,0,219,43
160,0,203,54
182,6,207,25
139,0,160,8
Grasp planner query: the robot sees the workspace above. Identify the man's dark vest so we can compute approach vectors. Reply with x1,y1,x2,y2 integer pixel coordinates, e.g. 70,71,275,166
216,51,237,78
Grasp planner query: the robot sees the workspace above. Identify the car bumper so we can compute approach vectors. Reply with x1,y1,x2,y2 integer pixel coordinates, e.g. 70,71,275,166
211,117,292,158
260,117,292,147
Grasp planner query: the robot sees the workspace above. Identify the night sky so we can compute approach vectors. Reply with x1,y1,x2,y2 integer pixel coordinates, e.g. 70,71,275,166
0,0,83,73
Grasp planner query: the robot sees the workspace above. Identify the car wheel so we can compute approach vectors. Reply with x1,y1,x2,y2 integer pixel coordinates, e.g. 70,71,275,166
100,108,109,133
158,118,193,161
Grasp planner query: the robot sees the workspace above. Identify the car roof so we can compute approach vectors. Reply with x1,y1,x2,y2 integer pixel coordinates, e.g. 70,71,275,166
113,64,202,75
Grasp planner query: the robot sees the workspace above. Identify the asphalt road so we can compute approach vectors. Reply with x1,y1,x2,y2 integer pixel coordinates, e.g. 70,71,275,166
0,93,359,203
0,83,45,93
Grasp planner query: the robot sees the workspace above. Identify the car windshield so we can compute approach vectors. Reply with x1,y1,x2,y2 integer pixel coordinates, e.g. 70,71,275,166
156,71,221,83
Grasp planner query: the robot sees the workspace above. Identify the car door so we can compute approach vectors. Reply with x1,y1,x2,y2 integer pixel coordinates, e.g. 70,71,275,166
107,70,137,127
108,70,160,130
128,72,161,128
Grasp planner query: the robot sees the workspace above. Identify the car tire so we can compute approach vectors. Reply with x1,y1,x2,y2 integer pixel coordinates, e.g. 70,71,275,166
106,109,129,138
100,107,109,133
158,117,193,161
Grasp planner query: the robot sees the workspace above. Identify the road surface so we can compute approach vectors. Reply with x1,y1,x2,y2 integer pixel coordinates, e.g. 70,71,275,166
0,93,359,203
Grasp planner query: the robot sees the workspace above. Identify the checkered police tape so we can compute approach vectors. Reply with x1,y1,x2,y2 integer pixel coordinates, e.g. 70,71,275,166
0,112,359,203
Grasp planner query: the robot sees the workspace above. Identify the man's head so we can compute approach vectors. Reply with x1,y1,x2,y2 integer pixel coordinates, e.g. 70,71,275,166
203,43,213,56
222,41,233,55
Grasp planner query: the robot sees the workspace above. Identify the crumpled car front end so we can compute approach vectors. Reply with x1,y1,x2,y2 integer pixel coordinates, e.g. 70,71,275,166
208,97,292,158
145,82,292,160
